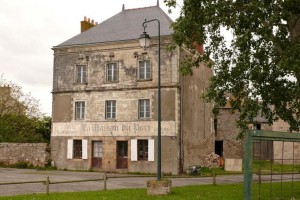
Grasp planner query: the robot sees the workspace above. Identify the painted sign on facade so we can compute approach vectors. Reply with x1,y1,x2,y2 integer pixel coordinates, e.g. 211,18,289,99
52,121,176,137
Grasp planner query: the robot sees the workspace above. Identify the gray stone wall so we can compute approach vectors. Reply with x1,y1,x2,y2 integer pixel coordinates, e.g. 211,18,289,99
216,109,243,159
52,38,179,94
181,62,214,170
51,136,179,174
0,143,50,167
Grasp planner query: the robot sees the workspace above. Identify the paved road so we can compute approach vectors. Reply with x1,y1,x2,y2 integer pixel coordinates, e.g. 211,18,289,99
1,168,298,197
0,168,246,197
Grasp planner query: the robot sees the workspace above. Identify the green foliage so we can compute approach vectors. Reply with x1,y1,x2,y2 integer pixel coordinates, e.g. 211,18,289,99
165,0,300,134
0,75,51,143
0,161,56,170
253,160,300,174
0,114,51,143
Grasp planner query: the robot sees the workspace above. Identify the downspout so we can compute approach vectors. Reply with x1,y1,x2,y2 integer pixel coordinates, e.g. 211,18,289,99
180,74,184,174
179,48,184,174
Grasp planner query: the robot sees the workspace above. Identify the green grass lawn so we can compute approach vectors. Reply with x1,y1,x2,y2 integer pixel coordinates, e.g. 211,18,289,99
1,182,299,200
253,160,300,174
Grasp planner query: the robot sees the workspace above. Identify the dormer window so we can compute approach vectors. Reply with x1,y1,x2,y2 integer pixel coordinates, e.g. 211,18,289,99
106,63,118,82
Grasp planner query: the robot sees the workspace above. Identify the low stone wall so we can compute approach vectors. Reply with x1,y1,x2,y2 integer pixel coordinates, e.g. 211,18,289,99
225,158,242,171
0,143,50,167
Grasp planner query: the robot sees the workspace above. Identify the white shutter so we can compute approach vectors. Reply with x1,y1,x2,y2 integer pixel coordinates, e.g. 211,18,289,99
148,139,155,161
131,139,137,161
82,139,88,159
67,139,73,159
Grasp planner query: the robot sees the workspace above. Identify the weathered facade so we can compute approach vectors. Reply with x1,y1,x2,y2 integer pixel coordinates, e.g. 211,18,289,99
217,105,300,166
51,4,213,174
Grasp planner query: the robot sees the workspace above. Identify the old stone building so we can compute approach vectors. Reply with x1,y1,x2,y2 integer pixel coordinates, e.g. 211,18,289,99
216,101,300,169
51,3,213,174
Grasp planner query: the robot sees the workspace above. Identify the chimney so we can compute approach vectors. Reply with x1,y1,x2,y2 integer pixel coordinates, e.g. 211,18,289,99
122,4,125,11
193,42,204,55
81,16,96,33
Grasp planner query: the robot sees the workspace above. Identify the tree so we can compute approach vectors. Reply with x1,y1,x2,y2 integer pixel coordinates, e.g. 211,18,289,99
0,114,51,143
0,75,51,143
165,0,300,133
0,74,41,118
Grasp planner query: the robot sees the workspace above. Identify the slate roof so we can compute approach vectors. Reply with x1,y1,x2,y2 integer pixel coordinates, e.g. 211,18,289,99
55,5,173,47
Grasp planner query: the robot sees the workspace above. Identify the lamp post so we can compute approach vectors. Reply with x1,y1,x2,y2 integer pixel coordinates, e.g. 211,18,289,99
139,19,161,181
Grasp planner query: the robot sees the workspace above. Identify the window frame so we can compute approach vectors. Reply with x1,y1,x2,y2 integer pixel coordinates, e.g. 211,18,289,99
138,60,151,80
138,99,150,119
137,139,148,161
75,101,85,120
106,63,118,82
76,65,87,84
105,100,116,119
93,141,103,158
73,140,82,159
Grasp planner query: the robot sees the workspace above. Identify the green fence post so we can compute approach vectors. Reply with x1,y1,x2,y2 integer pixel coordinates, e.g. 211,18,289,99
244,130,253,200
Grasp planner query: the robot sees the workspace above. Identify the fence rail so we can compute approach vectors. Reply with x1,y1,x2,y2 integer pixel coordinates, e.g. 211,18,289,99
0,173,165,195
0,172,108,195
0,180,45,185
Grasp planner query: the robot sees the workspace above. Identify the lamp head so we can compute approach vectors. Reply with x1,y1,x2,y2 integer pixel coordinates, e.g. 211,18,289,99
139,31,151,50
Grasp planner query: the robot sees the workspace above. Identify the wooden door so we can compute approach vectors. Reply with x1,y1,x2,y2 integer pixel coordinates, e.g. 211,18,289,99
116,141,128,169
92,141,102,169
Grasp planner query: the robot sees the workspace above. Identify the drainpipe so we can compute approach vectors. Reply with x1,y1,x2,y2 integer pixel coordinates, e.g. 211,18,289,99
180,78,184,174
179,51,184,174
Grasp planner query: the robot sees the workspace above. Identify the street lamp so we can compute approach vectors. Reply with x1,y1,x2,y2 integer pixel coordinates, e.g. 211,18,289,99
139,19,161,180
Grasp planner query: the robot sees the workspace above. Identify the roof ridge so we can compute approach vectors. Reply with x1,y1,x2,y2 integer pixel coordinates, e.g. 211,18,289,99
56,4,173,47
124,5,157,12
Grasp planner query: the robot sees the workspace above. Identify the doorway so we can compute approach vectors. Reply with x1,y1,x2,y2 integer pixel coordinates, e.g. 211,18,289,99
92,141,102,169
116,141,128,169
215,140,223,157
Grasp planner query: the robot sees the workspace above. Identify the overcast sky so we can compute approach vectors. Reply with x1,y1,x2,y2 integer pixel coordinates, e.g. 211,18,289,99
0,0,182,116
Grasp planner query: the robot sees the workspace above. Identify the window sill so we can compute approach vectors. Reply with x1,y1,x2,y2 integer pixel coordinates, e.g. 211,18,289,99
105,118,117,121
104,81,119,84
138,118,151,121
74,82,88,85
137,79,152,82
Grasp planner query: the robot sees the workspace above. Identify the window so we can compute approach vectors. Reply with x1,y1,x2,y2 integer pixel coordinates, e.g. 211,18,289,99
139,60,151,80
139,99,150,119
75,101,85,120
131,139,154,161
256,124,261,130
137,140,148,160
67,139,88,160
105,100,116,119
93,141,103,158
76,65,87,83
106,63,118,82
73,140,82,159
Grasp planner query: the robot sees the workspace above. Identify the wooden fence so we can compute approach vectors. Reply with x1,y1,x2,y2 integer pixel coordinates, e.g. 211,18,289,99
0,172,109,195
